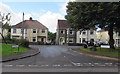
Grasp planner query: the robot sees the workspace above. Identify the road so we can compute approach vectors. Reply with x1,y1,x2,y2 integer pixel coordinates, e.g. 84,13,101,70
2,45,119,72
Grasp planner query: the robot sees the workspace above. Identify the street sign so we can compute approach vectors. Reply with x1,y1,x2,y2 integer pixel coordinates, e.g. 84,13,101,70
11,45,19,52
12,45,19,48
101,45,110,48
62,38,65,40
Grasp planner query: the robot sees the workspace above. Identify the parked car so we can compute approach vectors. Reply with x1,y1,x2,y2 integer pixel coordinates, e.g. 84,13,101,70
95,41,108,47
45,40,51,45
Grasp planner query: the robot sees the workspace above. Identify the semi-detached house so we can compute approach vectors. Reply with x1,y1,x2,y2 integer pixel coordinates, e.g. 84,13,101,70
11,17,48,43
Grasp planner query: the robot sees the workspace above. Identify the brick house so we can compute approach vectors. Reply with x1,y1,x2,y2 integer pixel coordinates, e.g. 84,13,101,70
56,20,75,45
11,17,48,43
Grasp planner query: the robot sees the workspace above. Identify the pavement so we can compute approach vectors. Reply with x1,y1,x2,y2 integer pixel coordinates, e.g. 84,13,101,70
1,48,40,62
70,48,120,61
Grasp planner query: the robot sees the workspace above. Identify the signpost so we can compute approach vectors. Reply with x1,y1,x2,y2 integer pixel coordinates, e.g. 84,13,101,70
11,45,19,52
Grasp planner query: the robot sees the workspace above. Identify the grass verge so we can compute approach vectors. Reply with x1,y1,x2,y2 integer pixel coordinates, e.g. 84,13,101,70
0,43,29,56
80,47,120,58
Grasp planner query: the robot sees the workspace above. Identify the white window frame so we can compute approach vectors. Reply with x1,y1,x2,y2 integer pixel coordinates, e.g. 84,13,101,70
82,31,86,35
69,38,74,43
33,29,36,33
90,30,94,35
13,29,16,33
42,29,45,33
60,30,64,34
69,30,73,35
32,37,36,42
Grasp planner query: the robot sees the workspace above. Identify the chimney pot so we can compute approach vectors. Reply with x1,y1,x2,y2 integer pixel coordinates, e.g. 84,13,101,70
29,17,32,20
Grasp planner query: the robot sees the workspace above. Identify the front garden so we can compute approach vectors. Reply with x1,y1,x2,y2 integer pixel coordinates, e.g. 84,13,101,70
0,43,28,56
80,47,120,58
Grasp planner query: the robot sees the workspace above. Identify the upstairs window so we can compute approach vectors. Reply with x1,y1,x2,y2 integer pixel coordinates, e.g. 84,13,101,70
13,29,16,33
33,29,36,33
42,29,45,33
82,31,86,35
21,29,24,34
60,30,64,34
70,30,73,34
90,30,94,35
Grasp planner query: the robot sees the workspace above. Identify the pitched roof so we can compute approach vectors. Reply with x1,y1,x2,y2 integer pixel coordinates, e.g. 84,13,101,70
12,18,48,29
57,20,70,29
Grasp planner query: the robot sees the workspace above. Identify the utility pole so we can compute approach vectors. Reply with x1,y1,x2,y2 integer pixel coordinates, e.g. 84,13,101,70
21,12,24,40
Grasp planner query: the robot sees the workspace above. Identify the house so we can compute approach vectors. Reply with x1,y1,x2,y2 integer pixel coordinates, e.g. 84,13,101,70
96,30,109,43
11,17,48,43
0,22,8,40
56,20,75,45
96,29,120,47
76,29,97,43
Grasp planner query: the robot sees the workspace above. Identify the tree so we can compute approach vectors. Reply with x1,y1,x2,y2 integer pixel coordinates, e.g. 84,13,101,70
48,32,56,44
65,2,119,49
0,12,11,44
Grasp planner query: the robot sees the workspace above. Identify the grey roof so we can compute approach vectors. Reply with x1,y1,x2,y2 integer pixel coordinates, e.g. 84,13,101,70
57,20,70,29
12,19,48,29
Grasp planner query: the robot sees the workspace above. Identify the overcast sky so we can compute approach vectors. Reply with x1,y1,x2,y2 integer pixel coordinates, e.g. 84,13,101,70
0,1,74,33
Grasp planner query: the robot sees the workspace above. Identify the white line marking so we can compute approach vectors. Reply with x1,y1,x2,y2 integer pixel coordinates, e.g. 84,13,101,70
53,64,60,67
99,65,106,66
41,65,49,67
16,65,24,67
28,65,38,67
64,64,72,67
4,65,13,67
94,63,99,64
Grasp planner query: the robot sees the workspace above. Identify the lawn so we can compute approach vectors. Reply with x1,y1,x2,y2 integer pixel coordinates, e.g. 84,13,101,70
0,43,29,56
80,47,120,58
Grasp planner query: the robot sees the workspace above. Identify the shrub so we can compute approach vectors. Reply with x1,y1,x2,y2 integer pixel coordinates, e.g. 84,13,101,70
19,39,29,48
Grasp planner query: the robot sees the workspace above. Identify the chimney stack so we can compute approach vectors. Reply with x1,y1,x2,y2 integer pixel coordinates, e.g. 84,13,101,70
29,17,32,20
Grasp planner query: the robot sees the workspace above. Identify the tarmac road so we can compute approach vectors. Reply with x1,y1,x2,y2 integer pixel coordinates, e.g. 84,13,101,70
2,45,119,72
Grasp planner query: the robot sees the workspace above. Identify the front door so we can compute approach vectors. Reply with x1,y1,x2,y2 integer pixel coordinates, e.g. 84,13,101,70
41,38,44,42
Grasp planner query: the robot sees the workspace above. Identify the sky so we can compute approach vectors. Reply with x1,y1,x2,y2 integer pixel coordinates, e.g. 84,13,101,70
0,1,73,33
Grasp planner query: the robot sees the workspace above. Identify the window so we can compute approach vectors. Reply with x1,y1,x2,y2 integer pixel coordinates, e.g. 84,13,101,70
116,39,120,45
25,29,27,34
42,29,45,33
82,38,86,42
82,31,86,35
69,38,74,43
60,30,64,34
90,30,94,35
70,30,73,34
21,29,24,34
67,30,69,34
32,37,36,42
13,29,16,33
118,32,120,36
90,39,94,42
33,29,36,33
80,38,81,43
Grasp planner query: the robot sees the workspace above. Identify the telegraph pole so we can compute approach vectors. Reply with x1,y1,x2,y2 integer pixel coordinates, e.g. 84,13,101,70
22,12,24,40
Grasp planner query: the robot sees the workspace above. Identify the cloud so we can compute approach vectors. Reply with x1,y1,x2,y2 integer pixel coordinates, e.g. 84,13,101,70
0,2,65,33
59,0,75,15
39,11,65,33
0,2,32,25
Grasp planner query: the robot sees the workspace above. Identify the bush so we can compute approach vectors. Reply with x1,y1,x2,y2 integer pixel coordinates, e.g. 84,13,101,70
19,39,29,48
68,43,86,46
